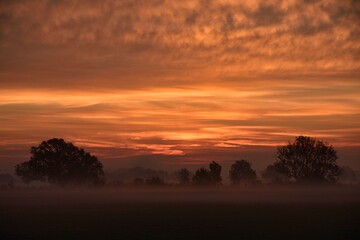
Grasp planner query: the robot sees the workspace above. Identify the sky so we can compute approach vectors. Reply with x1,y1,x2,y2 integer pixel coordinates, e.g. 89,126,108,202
0,0,359,173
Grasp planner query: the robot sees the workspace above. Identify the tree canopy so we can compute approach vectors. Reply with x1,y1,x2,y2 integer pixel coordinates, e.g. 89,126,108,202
209,161,222,184
262,164,289,184
146,176,165,186
229,160,257,185
193,161,222,185
177,168,191,185
273,136,340,183
15,138,104,185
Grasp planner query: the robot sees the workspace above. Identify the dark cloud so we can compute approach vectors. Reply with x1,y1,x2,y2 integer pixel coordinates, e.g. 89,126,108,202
249,3,285,26
185,11,199,25
294,19,333,36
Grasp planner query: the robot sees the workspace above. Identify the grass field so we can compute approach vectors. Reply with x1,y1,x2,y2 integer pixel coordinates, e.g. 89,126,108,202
1,187,359,240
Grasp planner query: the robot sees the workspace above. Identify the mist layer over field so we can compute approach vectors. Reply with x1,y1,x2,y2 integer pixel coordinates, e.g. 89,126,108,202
1,186,359,239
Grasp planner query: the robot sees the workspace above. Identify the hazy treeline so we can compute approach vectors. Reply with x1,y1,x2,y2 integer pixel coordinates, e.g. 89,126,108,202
2,164,359,189
1,136,359,189
106,165,359,187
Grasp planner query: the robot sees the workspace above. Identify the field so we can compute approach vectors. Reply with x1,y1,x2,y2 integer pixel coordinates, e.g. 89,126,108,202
1,187,359,240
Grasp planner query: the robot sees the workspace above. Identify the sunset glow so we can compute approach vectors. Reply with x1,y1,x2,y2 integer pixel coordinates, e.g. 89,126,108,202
0,0,359,171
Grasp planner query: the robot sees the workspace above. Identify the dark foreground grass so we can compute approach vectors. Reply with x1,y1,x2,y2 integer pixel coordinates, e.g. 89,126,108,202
1,187,359,240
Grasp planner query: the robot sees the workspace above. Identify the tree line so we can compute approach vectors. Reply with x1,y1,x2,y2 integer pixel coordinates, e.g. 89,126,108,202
14,136,342,186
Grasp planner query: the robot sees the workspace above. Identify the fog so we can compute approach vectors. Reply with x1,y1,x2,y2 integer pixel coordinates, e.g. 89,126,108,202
1,186,359,240
1,185,360,206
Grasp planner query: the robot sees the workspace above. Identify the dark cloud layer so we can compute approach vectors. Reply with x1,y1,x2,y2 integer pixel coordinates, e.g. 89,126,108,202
0,0,359,89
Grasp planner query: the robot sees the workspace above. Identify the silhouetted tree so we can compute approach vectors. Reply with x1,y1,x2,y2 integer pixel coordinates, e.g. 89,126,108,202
229,160,257,185
177,168,190,185
193,161,222,185
273,136,340,183
209,161,222,184
111,167,169,183
146,176,165,186
15,138,104,185
192,168,212,185
262,164,289,184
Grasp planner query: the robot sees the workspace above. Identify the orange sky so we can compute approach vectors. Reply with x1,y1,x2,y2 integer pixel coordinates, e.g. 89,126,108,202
0,0,359,172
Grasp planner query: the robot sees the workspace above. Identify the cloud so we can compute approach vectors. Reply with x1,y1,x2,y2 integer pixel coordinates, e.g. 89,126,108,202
0,0,359,90
0,0,359,171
